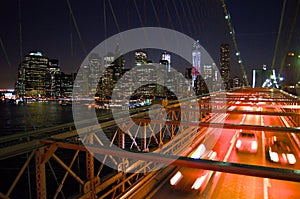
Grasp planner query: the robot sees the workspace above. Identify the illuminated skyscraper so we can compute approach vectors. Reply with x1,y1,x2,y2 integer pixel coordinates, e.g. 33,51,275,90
16,51,48,97
113,44,125,68
220,44,230,89
192,40,201,88
46,59,61,98
161,52,171,72
103,52,115,68
135,50,147,66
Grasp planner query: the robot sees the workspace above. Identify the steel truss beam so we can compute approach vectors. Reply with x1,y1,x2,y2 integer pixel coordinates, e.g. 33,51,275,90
41,141,300,182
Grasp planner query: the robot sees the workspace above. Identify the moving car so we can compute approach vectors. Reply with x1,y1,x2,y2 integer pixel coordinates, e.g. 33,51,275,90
268,136,296,165
235,130,258,153
169,148,217,193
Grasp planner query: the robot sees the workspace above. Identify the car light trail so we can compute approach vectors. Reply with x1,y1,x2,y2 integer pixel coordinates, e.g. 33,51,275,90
287,153,296,164
251,141,258,150
269,151,279,162
191,144,206,159
236,140,242,149
170,171,183,186
191,174,207,190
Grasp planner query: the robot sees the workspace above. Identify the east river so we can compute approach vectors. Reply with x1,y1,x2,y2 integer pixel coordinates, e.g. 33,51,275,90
0,101,112,199
0,101,74,136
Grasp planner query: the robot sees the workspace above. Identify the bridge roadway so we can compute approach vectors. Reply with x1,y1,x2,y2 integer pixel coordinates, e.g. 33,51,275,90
144,94,300,198
0,88,299,198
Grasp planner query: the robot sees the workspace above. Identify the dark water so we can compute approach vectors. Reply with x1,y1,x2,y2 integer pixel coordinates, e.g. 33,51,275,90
0,101,115,198
0,101,74,135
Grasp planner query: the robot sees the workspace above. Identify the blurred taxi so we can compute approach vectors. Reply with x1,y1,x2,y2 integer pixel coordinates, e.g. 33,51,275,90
235,130,258,153
268,136,296,165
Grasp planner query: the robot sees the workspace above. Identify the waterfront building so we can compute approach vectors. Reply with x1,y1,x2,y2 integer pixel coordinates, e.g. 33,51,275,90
100,65,127,98
16,51,48,98
96,46,125,99
15,51,78,99
46,59,61,98
61,72,76,97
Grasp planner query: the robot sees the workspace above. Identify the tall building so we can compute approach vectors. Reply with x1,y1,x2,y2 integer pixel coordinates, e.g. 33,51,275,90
233,76,241,88
134,64,157,97
88,53,102,95
281,52,300,85
192,40,201,88
135,50,147,66
15,51,77,99
46,59,61,98
103,52,115,68
61,72,76,97
202,64,213,92
161,52,171,72
113,44,125,68
220,44,230,90
16,51,48,97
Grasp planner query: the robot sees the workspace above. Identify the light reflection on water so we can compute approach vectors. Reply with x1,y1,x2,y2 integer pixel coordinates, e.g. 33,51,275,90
0,101,74,135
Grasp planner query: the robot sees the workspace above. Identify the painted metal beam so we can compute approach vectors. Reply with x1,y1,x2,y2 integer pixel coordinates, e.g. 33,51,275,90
44,141,300,182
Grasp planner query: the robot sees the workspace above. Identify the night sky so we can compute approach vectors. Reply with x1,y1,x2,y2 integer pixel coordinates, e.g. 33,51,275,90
0,0,299,88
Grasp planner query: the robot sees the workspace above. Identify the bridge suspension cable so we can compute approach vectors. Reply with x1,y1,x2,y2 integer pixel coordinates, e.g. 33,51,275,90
272,0,287,70
220,0,249,87
279,0,300,74
66,0,87,55
107,0,121,33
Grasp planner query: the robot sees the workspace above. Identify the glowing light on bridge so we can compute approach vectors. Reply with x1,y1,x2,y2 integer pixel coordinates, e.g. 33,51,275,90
191,174,207,190
170,171,183,186
191,144,206,159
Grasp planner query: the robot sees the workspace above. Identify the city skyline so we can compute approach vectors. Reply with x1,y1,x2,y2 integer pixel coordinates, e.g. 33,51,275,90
1,0,299,88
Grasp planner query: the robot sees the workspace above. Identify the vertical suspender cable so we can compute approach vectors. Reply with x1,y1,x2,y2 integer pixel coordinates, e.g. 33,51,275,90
103,0,108,54
127,0,130,28
184,1,199,37
171,0,184,33
178,0,193,37
107,0,120,33
133,0,144,27
18,0,23,63
0,37,12,68
66,0,87,55
163,0,175,30
171,0,191,52
144,0,147,25
220,0,249,86
133,0,151,47
103,0,107,39
272,0,287,70
69,10,73,57
150,0,161,27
